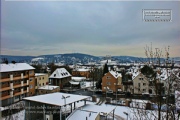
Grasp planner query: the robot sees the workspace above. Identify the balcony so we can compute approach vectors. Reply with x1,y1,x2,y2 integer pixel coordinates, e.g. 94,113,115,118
0,77,11,83
0,86,11,92
23,90,27,94
0,74,29,83
0,95,11,100
14,91,22,96
14,84,21,88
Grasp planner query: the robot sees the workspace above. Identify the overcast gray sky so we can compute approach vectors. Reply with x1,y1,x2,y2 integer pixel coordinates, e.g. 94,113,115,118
1,0,180,57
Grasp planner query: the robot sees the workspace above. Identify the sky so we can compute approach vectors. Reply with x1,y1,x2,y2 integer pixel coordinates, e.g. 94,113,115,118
1,0,180,57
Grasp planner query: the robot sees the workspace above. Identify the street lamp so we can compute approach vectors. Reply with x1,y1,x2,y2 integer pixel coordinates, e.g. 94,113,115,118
62,95,70,119
123,112,128,120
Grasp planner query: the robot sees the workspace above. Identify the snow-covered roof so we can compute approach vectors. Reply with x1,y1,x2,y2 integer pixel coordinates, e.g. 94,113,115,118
35,73,47,76
131,99,150,103
49,68,71,79
109,70,122,78
132,72,140,80
38,85,59,90
67,109,98,120
76,68,90,72
69,81,80,85
23,92,90,106
81,104,116,114
0,63,35,72
71,77,86,81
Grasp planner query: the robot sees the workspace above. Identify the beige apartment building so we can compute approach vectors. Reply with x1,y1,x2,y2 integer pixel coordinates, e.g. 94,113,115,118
35,73,49,94
0,63,35,106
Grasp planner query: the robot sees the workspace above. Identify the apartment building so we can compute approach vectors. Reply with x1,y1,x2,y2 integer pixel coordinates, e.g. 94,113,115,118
102,70,122,93
35,73,49,94
0,63,35,106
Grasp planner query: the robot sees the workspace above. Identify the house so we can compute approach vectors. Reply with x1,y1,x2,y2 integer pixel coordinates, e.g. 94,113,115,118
72,68,91,78
38,85,60,95
102,70,122,93
0,63,35,106
35,73,49,94
49,68,72,89
132,72,149,95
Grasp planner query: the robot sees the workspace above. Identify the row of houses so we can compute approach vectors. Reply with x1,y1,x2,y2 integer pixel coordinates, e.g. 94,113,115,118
1,62,179,107
101,66,180,96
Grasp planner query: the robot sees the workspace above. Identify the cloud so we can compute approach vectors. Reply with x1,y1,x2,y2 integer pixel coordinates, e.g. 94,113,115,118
1,1,180,57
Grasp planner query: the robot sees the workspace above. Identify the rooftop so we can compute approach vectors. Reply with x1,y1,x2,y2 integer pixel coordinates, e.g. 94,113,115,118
67,109,99,120
49,68,71,79
0,63,35,72
23,92,90,107
38,85,59,90
35,73,47,76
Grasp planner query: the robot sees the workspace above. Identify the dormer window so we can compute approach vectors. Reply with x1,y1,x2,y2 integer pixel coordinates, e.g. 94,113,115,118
54,74,56,77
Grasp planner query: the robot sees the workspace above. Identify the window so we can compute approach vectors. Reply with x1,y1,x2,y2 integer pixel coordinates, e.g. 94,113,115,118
106,76,111,80
39,78,41,80
139,78,144,80
42,77,44,79
30,85,33,89
30,78,33,82
143,89,146,92
43,83,44,86
138,83,140,87
107,82,111,85
143,83,146,86
29,71,33,75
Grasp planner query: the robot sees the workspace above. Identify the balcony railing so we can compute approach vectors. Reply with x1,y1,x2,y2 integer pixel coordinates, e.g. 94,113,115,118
0,95,11,100
0,86,11,92
14,91,22,96
0,74,29,83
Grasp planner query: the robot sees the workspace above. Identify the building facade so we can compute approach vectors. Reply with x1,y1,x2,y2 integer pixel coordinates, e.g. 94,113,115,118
72,68,91,78
102,71,122,93
133,73,149,94
0,63,35,106
49,68,72,89
35,73,49,94
38,85,60,95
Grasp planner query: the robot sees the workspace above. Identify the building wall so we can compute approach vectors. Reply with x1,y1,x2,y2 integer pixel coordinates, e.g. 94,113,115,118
35,74,49,89
102,72,123,93
28,70,35,96
0,69,34,106
72,71,90,78
51,76,71,89
133,73,149,94
38,87,60,95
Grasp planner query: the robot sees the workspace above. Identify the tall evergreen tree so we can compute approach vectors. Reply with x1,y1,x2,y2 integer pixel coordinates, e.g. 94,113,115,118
96,63,109,89
103,63,108,75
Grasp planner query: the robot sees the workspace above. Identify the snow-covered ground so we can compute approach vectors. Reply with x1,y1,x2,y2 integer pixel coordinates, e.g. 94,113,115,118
1,110,25,120
2,96,178,120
